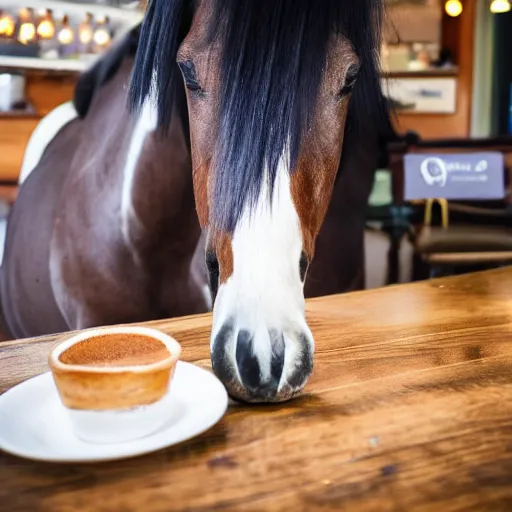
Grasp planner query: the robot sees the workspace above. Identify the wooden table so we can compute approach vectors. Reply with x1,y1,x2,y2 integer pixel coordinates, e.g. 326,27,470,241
1,268,512,511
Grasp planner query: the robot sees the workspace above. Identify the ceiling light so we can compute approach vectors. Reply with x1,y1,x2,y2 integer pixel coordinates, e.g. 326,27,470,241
490,0,511,13
445,0,463,17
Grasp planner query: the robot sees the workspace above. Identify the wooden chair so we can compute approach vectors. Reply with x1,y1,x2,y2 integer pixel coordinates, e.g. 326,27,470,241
414,198,512,278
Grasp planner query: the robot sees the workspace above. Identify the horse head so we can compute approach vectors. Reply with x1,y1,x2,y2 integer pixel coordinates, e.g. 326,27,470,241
130,0,388,403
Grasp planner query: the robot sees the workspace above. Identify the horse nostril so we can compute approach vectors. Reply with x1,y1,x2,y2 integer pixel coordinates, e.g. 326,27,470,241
235,330,260,389
235,329,285,399
284,331,313,390
211,322,313,403
211,319,237,385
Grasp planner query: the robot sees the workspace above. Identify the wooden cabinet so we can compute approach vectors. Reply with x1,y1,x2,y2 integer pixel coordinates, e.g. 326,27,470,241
0,70,77,184
0,115,40,183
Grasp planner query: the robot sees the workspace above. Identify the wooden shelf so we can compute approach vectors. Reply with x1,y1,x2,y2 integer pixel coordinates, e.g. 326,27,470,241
383,68,459,79
0,55,91,73
0,109,39,120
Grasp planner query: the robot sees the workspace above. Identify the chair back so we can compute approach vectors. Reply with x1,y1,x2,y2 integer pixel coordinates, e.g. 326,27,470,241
403,152,506,202
387,134,512,206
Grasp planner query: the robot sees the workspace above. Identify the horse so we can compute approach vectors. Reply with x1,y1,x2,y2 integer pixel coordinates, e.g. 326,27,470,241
0,0,392,403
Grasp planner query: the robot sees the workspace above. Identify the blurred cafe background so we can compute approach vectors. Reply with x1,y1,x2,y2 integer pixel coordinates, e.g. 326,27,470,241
0,0,511,291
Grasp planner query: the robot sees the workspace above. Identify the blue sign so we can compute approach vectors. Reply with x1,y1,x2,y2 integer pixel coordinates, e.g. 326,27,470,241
404,152,505,201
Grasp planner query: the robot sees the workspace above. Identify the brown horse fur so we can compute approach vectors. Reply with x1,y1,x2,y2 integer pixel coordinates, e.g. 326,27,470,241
0,55,209,339
1,2,395,402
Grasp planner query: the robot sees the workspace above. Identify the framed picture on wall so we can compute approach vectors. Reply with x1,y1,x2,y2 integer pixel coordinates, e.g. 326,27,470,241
382,77,457,114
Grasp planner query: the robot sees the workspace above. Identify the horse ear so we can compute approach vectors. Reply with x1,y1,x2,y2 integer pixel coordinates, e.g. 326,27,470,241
73,24,141,118
128,0,189,129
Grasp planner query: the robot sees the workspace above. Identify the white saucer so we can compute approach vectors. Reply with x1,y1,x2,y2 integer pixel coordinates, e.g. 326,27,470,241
0,361,228,463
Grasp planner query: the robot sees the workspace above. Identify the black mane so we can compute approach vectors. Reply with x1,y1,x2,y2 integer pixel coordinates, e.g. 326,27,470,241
73,24,140,118
130,0,391,232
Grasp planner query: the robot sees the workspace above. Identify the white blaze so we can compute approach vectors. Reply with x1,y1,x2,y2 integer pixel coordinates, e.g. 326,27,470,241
211,151,311,386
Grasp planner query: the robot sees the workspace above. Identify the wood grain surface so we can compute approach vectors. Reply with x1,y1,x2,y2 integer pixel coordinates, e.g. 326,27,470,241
1,268,512,511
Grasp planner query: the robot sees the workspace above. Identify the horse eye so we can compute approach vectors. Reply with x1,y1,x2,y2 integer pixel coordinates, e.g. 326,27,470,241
339,64,359,98
299,252,309,282
177,60,202,92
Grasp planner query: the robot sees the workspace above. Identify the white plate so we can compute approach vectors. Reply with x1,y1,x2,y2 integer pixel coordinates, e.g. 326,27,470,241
0,361,228,463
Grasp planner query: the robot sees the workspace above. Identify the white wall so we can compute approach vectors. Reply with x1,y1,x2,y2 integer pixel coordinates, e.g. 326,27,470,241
470,0,495,137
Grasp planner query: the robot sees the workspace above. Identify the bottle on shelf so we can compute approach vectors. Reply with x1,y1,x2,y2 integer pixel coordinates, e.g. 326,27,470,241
0,10,15,38
37,9,56,40
18,8,36,45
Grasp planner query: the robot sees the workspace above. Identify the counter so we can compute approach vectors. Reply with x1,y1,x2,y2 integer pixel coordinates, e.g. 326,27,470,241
1,268,512,509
